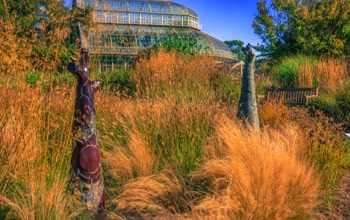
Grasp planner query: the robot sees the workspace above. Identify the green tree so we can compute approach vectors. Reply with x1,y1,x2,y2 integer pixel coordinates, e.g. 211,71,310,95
0,0,91,71
253,0,350,58
224,40,245,60
155,33,203,57
0,0,52,35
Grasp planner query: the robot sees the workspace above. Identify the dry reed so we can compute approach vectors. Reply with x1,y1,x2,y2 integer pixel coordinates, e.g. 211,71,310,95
298,57,348,91
192,118,321,219
108,118,321,219
0,77,78,219
131,50,217,97
317,58,349,92
0,49,344,219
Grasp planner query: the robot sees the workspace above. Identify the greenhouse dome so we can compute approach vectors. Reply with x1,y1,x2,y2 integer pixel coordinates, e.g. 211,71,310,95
73,0,237,71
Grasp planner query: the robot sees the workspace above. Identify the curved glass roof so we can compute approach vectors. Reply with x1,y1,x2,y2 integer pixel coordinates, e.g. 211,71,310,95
85,24,236,60
75,0,237,67
76,0,198,17
196,32,236,60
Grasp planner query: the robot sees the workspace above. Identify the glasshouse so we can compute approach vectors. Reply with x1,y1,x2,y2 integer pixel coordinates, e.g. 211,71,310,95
73,0,237,71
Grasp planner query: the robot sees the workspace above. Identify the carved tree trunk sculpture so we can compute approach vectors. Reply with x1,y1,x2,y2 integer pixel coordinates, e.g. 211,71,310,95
67,48,106,212
237,43,260,131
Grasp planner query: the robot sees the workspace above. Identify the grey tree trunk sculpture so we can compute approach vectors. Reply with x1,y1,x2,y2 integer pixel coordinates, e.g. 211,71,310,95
67,48,106,212
237,43,260,131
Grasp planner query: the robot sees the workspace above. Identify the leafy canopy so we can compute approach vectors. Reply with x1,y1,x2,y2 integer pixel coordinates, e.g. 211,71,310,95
224,40,245,60
156,33,204,57
0,0,91,72
253,0,350,58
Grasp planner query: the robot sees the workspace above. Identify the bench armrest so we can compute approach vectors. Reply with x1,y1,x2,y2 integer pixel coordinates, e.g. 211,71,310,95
305,95,317,99
257,94,265,103
304,95,317,105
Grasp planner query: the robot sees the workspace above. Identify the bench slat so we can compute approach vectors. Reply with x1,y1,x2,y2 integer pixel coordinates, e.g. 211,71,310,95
264,87,318,106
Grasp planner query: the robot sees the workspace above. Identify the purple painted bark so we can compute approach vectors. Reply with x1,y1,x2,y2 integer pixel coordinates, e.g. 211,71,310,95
67,48,106,212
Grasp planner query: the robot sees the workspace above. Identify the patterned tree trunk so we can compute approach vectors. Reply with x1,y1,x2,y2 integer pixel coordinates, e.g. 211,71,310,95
237,44,260,131
67,48,106,212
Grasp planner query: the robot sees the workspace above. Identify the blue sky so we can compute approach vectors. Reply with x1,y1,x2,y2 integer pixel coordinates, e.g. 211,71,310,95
174,0,261,46
63,0,261,46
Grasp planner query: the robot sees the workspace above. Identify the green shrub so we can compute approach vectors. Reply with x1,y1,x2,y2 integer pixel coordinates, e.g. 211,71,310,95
25,71,41,87
335,84,350,130
210,73,240,105
100,69,136,96
155,33,204,57
309,96,338,116
273,55,318,87
310,83,350,130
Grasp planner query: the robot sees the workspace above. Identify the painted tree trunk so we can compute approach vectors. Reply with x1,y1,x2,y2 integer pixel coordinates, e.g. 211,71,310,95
237,44,260,131
67,48,106,212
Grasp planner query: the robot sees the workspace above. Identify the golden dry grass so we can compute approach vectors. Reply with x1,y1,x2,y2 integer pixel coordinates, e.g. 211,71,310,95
258,101,290,128
298,58,348,91
131,50,217,97
0,51,345,219
192,119,321,220
0,18,32,74
109,119,321,219
0,78,78,219
317,59,349,92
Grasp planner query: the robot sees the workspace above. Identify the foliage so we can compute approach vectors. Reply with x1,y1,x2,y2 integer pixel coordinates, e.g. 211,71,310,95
289,109,348,201
0,0,91,73
260,101,349,205
224,39,245,60
259,101,290,128
253,0,350,58
272,55,348,90
99,69,136,96
154,33,204,57
0,52,349,218
273,54,318,87
310,83,350,131
25,71,40,87
0,0,51,34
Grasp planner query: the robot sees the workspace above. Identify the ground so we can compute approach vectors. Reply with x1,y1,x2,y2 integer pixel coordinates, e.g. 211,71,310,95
331,169,350,219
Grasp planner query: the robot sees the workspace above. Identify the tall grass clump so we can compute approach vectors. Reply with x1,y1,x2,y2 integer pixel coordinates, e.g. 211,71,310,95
193,119,321,219
99,97,220,180
132,50,215,97
110,119,321,219
259,101,349,204
317,59,349,92
131,50,239,105
273,54,318,88
0,47,346,219
273,55,348,92
0,76,79,219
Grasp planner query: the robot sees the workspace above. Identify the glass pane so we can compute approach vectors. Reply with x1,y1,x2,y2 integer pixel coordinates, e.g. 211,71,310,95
94,10,104,22
141,14,151,25
118,12,128,23
130,13,140,24
152,14,162,25
106,11,117,23
163,15,172,25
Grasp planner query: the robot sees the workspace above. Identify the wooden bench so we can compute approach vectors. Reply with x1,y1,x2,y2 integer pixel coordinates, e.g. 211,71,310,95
260,87,319,106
